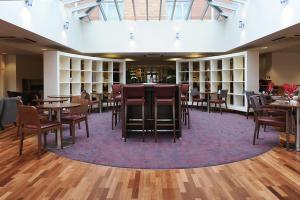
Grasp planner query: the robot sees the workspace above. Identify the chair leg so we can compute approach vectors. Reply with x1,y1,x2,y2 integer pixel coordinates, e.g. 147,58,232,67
142,104,145,142
257,124,261,140
155,102,157,143
19,131,24,156
247,106,250,119
187,105,190,129
124,104,127,142
60,126,63,149
71,123,75,144
201,101,204,112
43,133,47,149
253,122,259,145
78,123,81,129
263,125,266,132
219,103,222,114
37,133,42,158
111,107,114,130
85,118,89,138
225,101,228,110
173,102,176,143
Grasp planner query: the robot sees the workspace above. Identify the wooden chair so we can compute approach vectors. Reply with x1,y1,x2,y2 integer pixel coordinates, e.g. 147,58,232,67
250,96,288,145
112,84,122,130
245,91,255,119
18,105,62,156
180,84,190,129
191,88,206,111
123,85,145,142
208,90,228,114
61,99,90,145
153,85,177,143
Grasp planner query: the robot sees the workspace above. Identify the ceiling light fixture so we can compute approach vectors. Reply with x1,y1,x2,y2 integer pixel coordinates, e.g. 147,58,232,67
41,48,48,51
261,46,268,50
176,32,180,40
63,21,69,30
25,0,33,7
280,0,288,5
129,32,134,40
238,20,245,29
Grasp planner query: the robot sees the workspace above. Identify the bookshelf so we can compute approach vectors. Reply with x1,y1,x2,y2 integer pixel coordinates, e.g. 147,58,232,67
176,51,259,112
44,51,126,98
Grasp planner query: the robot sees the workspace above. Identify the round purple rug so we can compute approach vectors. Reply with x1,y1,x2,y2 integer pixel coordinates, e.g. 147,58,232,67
51,111,278,169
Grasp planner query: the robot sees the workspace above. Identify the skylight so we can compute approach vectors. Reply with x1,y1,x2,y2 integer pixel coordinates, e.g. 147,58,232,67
63,0,246,21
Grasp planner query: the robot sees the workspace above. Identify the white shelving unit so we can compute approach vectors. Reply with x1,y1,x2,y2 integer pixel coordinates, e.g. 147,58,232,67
44,51,126,98
176,51,259,112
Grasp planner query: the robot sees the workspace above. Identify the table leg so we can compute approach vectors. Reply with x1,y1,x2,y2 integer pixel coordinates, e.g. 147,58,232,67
56,109,62,148
286,109,290,150
297,108,300,152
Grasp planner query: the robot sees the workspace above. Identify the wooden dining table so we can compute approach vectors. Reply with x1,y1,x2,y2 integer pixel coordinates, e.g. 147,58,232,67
269,100,300,151
38,102,80,149
32,98,68,104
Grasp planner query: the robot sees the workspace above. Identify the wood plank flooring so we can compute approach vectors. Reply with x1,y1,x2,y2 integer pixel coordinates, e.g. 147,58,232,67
0,128,299,200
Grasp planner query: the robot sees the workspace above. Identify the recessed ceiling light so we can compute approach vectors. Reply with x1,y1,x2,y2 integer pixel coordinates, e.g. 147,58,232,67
41,48,48,51
125,58,135,61
167,58,180,61
1,53,6,55
261,46,268,49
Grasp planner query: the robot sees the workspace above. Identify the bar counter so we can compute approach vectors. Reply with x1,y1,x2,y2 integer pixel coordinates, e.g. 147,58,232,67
121,84,182,139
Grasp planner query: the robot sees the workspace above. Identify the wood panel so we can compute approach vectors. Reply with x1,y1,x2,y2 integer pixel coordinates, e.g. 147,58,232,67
0,128,299,200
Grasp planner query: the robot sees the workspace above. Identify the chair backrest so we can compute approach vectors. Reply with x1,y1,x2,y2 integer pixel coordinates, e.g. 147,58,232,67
18,105,41,128
259,94,268,106
250,96,261,112
245,91,255,105
112,84,122,97
219,90,228,99
191,87,200,97
180,84,189,96
122,85,145,99
153,84,176,99
70,99,89,115
72,95,82,103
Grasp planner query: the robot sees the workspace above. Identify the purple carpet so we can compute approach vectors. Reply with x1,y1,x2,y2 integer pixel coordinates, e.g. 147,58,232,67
51,111,279,169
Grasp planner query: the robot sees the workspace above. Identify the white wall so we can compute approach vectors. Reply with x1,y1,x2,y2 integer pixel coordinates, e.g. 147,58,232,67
268,53,300,85
224,0,300,50
0,0,83,51
82,20,226,53
16,55,43,91
4,55,17,92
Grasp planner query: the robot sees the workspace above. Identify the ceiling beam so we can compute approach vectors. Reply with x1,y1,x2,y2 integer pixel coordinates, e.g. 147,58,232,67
201,3,209,20
185,0,194,20
71,2,98,13
207,0,239,11
114,0,122,21
98,3,107,21
132,0,136,20
232,0,247,4
77,12,89,19
171,0,177,20
63,0,80,5
146,0,149,20
159,0,162,20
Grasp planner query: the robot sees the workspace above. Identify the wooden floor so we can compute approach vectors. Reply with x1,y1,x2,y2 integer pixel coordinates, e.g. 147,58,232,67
0,127,299,200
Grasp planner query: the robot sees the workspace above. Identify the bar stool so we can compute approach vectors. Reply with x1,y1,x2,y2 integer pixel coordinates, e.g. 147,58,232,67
112,84,122,130
180,84,190,129
123,85,145,142
153,85,177,143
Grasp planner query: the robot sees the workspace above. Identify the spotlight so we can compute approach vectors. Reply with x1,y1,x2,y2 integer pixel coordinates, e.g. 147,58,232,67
280,0,288,5
129,32,134,40
63,21,69,30
238,20,245,29
176,32,180,40
25,0,33,7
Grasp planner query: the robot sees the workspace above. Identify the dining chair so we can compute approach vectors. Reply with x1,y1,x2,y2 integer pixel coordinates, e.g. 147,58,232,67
208,90,228,114
18,105,62,156
61,99,90,145
191,88,206,111
180,84,190,129
112,84,122,130
245,91,255,119
250,96,288,145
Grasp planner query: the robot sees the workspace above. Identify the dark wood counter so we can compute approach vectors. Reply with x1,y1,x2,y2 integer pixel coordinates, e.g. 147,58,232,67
121,84,182,139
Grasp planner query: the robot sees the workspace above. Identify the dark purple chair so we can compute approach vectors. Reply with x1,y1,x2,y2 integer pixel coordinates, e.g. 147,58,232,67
180,84,190,129
111,84,122,130
123,85,145,142
153,85,177,143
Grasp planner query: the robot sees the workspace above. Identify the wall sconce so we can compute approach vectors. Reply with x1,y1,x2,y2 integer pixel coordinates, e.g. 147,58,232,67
280,0,288,5
238,20,245,29
129,32,134,40
63,21,69,30
25,0,33,7
176,32,180,40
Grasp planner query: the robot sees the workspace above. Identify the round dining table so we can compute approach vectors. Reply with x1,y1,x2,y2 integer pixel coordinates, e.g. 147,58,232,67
32,98,68,104
38,102,80,149
48,95,74,99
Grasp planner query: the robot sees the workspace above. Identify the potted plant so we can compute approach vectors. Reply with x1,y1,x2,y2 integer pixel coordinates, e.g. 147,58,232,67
282,83,298,102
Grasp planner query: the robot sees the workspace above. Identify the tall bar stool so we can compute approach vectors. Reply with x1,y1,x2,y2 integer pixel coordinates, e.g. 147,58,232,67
123,85,145,142
153,85,177,143
180,84,190,129
111,84,122,130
